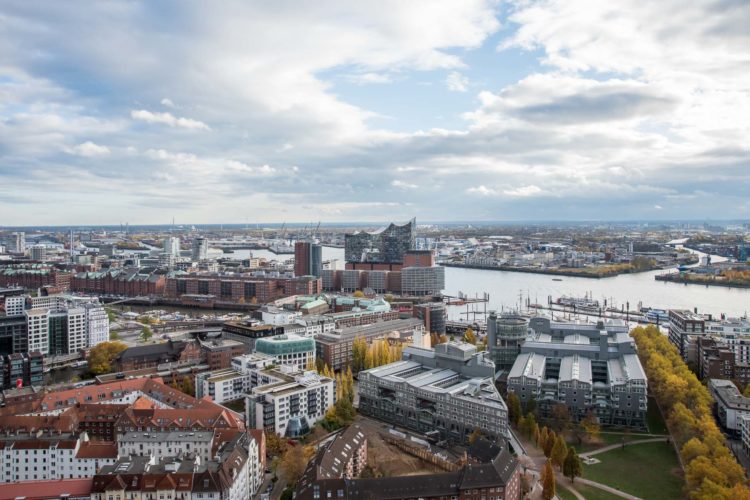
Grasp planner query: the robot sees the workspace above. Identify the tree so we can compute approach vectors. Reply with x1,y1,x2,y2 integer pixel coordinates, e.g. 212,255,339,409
518,415,527,439
507,392,522,426
743,383,750,398
280,444,315,485
538,426,549,449
526,396,537,416
140,325,153,342
468,427,483,444
353,290,364,298
463,327,476,345
109,331,120,341
265,430,287,456
180,376,195,397
541,459,556,500
384,294,394,302
550,404,571,433
88,341,127,375
580,410,600,443
543,430,556,458
551,434,568,470
351,337,367,373
524,412,537,440
563,447,582,483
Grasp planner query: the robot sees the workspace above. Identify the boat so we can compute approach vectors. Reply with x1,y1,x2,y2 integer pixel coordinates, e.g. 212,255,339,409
557,295,600,310
552,278,563,281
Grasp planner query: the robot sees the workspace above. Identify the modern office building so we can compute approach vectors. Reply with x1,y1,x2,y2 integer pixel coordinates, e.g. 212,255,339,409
400,262,445,296
668,309,707,363
295,241,323,278
30,245,47,261
413,302,447,334
358,342,509,443
246,369,335,437
487,311,530,370
345,219,416,264
191,236,208,261
255,334,316,371
163,236,181,257
0,351,44,389
507,317,648,427
315,317,424,371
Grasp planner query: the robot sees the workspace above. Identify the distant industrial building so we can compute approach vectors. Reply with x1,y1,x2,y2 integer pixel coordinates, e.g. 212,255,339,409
358,342,509,443
507,317,648,428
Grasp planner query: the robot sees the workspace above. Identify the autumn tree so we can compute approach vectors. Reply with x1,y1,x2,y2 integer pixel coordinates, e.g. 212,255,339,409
524,412,537,440
468,427,483,444
351,337,367,373
464,327,476,345
543,430,556,458
563,447,582,483
88,341,127,374
526,396,537,416
551,434,568,470
353,290,364,298
538,426,549,449
280,444,315,485
507,392,522,426
550,404,571,433
265,430,287,456
580,410,601,444
541,459,556,500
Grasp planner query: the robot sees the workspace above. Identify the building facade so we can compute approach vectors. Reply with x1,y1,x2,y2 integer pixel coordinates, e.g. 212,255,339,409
358,342,509,444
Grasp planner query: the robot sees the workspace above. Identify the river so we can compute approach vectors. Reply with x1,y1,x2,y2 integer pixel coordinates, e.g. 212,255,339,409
222,247,750,319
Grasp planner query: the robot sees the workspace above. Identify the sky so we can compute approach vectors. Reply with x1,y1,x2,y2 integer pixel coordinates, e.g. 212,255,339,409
0,0,749,225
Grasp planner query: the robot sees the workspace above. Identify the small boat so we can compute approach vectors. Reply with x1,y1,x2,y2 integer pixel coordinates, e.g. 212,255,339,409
552,278,563,281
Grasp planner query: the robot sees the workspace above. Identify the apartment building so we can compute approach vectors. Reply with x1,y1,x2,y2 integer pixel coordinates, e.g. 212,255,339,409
668,309,707,363
246,370,335,437
708,379,750,436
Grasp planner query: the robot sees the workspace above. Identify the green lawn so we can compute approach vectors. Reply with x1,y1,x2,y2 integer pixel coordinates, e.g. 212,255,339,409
556,483,578,500
646,398,668,434
568,432,640,453
572,483,623,500
582,441,682,499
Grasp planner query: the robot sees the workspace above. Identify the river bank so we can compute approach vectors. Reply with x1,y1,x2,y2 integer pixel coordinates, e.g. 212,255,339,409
441,262,673,279
655,273,750,289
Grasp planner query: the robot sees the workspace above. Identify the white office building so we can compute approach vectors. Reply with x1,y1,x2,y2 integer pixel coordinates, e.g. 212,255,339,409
25,308,50,354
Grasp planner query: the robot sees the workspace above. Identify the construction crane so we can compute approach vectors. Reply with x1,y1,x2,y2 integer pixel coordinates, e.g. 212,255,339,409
313,221,321,240
279,222,287,243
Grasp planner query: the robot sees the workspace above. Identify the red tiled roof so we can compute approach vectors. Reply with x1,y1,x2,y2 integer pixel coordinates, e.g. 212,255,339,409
0,478,93,499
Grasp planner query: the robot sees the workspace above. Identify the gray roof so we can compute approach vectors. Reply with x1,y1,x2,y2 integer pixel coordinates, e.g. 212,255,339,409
508,353,546,382
559,355,592,385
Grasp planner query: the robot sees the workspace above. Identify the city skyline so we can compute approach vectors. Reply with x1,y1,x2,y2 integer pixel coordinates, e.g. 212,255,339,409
1,1,748,225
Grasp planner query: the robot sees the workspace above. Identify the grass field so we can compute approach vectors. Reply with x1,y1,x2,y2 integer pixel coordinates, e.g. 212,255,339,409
569,431,640,453
646,397,668,434
557,483,578,500
582,441,682,499
573,483,623,500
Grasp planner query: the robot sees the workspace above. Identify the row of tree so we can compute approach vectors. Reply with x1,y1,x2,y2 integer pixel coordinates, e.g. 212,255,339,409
351,337,403,373
318,363,356,431
632,325,750,499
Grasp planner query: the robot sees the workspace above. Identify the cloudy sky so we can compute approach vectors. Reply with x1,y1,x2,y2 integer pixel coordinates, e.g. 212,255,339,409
1,1,749,225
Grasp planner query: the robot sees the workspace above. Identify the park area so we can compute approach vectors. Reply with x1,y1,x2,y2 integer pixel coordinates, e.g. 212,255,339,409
581,441,683,499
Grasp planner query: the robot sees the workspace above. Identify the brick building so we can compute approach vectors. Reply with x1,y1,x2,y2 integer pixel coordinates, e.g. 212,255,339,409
114,340,202,372
200,339,247,369
71,268,166,296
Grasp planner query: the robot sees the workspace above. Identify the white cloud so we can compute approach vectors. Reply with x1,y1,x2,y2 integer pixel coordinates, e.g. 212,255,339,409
654,204,663,210
69,141,110,157
160,98,176,108
346,73,393,85
391,179,418,189
503,185,542,197
445,71,469,92
466,185,497,196
131,110,210,130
